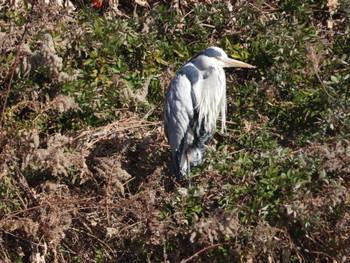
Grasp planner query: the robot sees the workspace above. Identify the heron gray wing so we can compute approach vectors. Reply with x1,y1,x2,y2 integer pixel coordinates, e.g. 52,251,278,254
164,64,199,175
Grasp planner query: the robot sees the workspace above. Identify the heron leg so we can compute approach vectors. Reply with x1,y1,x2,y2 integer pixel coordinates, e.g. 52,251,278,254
186,151,192,187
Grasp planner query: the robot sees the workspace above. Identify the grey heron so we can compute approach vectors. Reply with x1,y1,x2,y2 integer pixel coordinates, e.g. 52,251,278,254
163,46,254,177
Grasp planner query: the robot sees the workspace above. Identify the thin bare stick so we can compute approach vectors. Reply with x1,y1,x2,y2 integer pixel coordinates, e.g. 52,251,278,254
0,198,94,223
0,42,21,130
71,227,116,258
180,242,235,263
0,1,37,130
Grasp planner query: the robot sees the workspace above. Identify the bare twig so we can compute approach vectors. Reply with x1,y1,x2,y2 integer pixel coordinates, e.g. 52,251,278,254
0,42,21,130
0,1,36,131
180,242,235,263
71,227,116,258
0,199,94,224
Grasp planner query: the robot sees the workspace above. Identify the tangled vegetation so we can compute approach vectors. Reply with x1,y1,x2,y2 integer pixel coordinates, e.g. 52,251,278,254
0,0,349,262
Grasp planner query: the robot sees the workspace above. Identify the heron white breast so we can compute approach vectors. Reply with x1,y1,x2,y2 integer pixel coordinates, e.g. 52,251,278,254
193,67,226,133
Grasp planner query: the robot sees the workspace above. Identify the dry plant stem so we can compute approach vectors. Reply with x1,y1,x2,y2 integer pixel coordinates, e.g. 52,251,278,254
71,227,116,258
0,42,21,130
309,250,337,261
180,242,235,263
0,2,36,130
77,120,161,150
1,229,41,247
0,199,93,223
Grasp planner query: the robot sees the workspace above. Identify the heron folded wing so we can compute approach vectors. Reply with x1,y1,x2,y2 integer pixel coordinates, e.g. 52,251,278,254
164,73,197,175
179,64,200,110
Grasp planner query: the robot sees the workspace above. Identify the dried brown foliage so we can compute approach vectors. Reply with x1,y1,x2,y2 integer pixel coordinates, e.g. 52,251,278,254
0,109,170,261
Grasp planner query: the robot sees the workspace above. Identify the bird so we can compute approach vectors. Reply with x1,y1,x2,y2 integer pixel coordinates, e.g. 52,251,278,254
163,46,254,178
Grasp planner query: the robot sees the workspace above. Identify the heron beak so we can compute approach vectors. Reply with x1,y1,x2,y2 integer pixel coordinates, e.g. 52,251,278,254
220,57,255,68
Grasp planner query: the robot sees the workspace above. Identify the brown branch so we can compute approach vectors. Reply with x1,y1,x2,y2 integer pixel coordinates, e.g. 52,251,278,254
180,242,235,263
0,199,94,224
0,42,21,130
0,1,37,131
71,227,116,258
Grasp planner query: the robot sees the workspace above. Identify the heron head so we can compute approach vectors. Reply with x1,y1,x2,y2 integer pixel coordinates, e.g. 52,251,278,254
196,46,255,69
